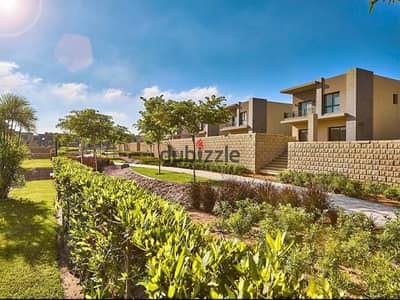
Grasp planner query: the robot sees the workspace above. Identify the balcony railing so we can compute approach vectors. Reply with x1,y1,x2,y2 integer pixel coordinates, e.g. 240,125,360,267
283,107,315,119
220,120,248,129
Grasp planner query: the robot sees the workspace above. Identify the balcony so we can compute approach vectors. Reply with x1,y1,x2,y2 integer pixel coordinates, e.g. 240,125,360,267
220,120,248,132
281,107,315,124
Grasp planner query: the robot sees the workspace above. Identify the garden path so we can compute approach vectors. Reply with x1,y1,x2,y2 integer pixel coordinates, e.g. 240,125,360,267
120,163,398,226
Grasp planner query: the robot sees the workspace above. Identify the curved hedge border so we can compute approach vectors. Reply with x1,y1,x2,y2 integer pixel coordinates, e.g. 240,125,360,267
54,158,333,298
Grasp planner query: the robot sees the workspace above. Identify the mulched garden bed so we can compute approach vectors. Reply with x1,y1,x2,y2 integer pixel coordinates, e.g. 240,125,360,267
104,166,192,209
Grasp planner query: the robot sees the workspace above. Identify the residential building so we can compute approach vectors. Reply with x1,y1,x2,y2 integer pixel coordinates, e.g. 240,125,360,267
200,97,292,137
281,67,400,141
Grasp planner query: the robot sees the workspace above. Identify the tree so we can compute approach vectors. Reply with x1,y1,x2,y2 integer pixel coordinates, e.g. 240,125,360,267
108,125,131,156
171,95,230,182
0,94,37,199
57,109,114,171
369,0,400,12
136,96,174,174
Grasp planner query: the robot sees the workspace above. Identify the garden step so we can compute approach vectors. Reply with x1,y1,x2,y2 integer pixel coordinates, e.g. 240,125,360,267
259,168,281,176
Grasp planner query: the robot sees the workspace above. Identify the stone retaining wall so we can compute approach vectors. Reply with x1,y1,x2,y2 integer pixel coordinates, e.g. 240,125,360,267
288,140,400,185
118,134,293,173
24,167,53,181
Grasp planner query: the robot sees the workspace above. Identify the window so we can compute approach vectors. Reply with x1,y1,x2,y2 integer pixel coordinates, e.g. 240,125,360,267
328,126,346,141
298,101,313,116
231,115,236,126
394,94,398,105
298,129,308,142
323,92,340,114
239,111,247,126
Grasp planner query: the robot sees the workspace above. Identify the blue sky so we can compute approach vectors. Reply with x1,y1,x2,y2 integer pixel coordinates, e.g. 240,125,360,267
0,0,399,133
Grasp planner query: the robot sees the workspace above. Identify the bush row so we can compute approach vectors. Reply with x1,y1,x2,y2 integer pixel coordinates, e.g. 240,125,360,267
213,198,400,298
118,151,154,158
279,170,400,200
163,159,250,175
190,180,334,220
53,158,332,299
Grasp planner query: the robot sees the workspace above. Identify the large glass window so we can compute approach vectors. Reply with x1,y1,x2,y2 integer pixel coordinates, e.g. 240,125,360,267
298,129,308,142
328,126,346,141
239,111,247,126
298,101,313,116
323,92,340,114
231,115,236,126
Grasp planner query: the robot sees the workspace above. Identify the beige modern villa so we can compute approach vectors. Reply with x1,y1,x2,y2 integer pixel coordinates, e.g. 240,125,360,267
281,67,400,142
200,97,291,137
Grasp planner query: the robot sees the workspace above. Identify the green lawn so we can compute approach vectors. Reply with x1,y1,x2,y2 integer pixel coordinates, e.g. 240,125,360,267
0,180,63,298
21,159,53,169
131,166,209,184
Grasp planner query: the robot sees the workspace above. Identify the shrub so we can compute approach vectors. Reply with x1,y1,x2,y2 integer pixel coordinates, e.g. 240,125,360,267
201,183,218,213
363,181,386,199
218,180,257,208
217,199,266,236
53,158,330,298
0,138,27,199
253,182,280,205
188,182,218,213
280,187,302,207
259,204,315,242
189,182,201,209
73,156,113,172
383,186,400,200
301,184,332,218
279,170,295,184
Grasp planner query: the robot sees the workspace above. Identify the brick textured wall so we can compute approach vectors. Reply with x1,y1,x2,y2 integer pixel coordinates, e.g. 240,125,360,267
118,133,293,173
288,140,400,185
160,134,257,172
255,134,296,172
24,168,53,181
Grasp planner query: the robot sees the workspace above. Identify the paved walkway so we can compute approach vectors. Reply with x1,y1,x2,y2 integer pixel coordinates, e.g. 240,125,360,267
122,163,398,226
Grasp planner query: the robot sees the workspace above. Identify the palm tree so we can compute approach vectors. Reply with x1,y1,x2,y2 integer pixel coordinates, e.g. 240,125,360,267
0,93,37,199
0,93,37,143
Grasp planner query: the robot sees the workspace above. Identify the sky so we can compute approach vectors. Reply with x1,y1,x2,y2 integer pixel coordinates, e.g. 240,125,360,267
0,0,399,133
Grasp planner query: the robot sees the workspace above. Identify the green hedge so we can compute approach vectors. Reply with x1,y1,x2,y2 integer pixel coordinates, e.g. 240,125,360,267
53,158,332,298
279,170,400,201
118,151,154,158
163,159,250,175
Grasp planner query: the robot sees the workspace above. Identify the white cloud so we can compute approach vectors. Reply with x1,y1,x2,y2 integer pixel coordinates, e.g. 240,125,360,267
0,61,19,75
105,111,129,123
141,85,219,101
102,88,131,101
0,61,42,92
50,83,88,101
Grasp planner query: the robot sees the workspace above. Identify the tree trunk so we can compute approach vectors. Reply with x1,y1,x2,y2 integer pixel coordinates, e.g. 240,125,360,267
94,146,98,171
157,142,161,175
192,135,196,183
80,140,84,164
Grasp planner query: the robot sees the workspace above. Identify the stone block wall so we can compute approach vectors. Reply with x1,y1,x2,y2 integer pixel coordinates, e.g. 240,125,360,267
25,168,53,181
117,142,154,153
29,146,52,159
255,134,296,172
160,134,257,171
288,140,400,185
118,133,293,173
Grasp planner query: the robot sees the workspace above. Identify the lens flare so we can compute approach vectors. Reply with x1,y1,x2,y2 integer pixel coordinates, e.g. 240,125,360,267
0,0,42,37
0,0,19,15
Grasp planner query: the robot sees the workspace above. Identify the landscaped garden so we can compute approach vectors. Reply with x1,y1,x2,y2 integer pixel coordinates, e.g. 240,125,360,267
21,158,52,169
279,169,400,202
55,158,400,298
0,180,63,298
131,166,209,183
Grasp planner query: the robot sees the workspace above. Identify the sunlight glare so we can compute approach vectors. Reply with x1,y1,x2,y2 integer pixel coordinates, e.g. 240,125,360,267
0,0,19,16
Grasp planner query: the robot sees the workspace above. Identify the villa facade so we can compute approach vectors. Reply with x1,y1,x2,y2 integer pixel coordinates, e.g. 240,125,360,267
280,67,400,142
200,97,291,137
